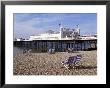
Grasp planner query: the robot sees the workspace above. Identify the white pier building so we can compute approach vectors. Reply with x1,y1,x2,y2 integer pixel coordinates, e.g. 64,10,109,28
29,24,80,40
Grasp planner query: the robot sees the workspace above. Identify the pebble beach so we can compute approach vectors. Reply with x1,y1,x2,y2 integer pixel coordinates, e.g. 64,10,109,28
13,50,97,75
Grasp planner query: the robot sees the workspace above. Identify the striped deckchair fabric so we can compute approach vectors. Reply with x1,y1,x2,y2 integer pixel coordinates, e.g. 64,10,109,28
61,55,82,69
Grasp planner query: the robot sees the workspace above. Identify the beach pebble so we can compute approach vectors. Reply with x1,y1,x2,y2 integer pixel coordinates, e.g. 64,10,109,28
13,51,97,75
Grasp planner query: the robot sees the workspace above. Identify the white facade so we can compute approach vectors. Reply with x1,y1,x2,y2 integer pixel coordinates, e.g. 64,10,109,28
79,36,97,40
16,38,24,41
29,24,80,40
29,33,60,40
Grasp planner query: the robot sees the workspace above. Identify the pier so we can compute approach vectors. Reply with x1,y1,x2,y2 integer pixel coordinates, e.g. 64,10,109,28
14,39,97,52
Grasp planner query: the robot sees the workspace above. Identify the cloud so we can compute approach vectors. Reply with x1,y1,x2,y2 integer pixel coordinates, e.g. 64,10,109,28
14,13,97,38
14,13,65,38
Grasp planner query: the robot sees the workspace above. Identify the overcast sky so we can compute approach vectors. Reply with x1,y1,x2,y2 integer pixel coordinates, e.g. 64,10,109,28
14,13,97,39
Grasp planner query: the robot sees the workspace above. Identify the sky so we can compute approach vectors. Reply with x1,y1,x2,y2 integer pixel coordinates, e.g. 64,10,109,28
14,13,97,39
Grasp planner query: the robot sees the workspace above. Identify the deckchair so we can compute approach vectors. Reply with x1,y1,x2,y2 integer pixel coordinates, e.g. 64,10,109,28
61,55,82,70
